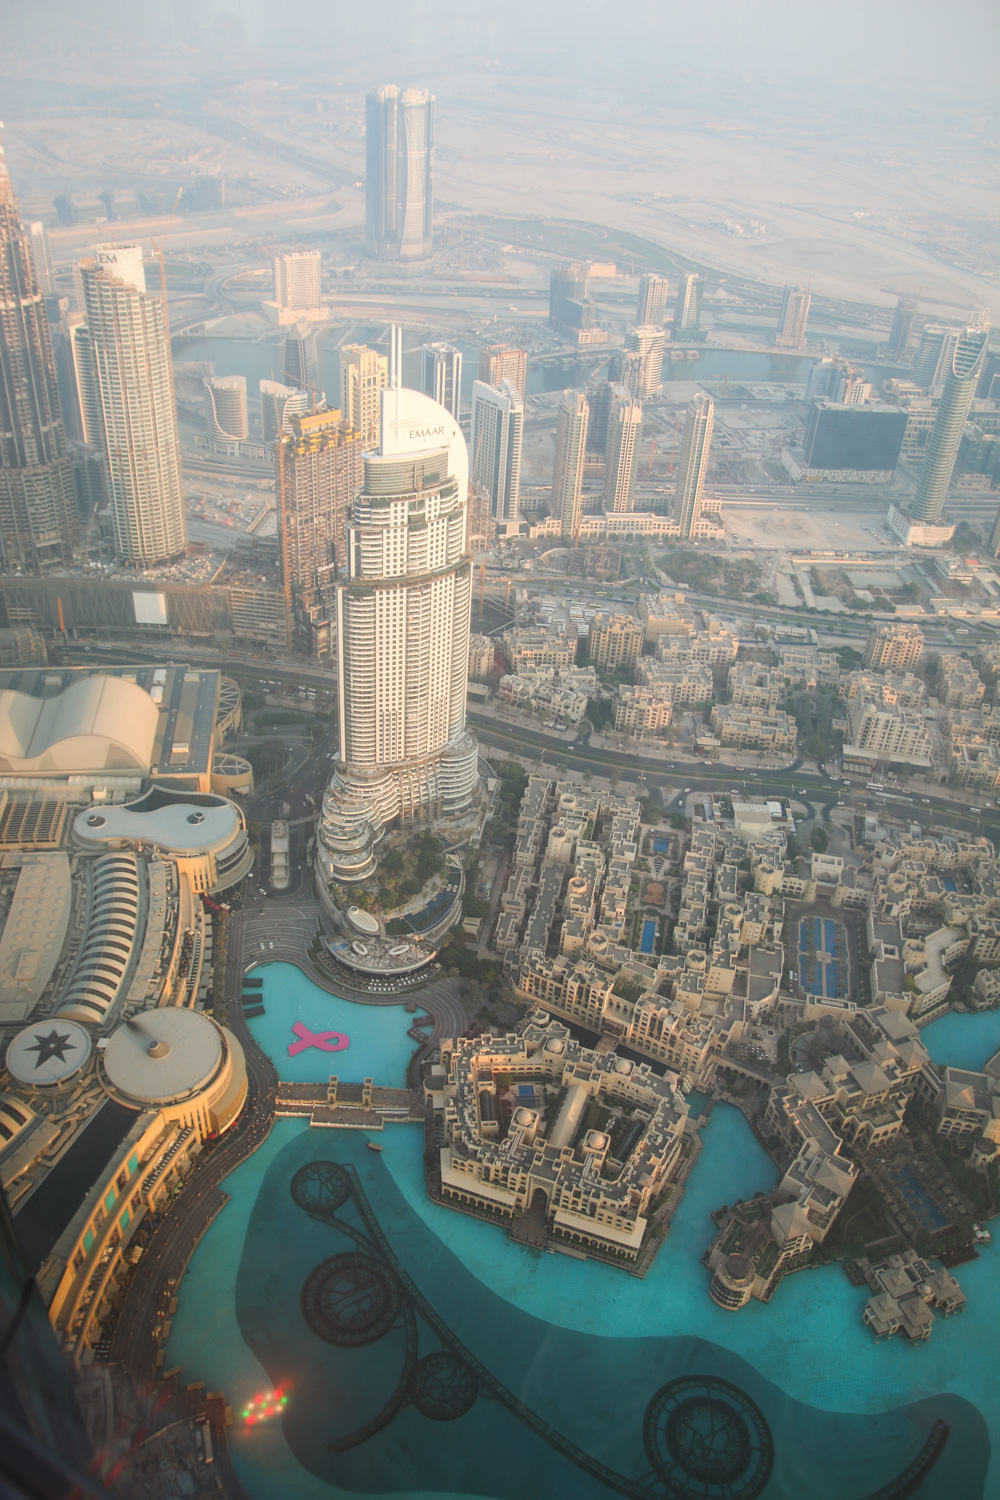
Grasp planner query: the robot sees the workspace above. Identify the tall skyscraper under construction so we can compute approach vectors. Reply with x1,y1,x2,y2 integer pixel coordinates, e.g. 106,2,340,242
0,128,78,572
366,85,435,262
79,242,186,566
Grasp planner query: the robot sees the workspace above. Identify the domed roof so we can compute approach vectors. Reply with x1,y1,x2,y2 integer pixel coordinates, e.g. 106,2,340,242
6,1019,92,1086
103,1007,222,1105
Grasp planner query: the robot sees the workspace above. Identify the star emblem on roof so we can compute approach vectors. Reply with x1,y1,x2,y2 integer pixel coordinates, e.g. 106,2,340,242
26,1028,76,1069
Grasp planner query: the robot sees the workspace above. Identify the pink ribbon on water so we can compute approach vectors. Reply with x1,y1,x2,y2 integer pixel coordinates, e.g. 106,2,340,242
287,1020,350,1058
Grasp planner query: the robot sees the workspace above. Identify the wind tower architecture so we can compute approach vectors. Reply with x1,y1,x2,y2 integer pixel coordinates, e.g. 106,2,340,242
0,125,78,572
316,328,479,898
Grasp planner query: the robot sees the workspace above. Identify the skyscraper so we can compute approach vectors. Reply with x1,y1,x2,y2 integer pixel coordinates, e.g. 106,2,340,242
272,250,321,311
366,85,435,262
673,273,703,336
887,294,918,359
79,244,186,566
585,380,614,458
276,408,363,654
28,221,54,294
624,325,665,397
674,392,715,538
913,326,961,393
316,334,478,893
603,385,642,514
636,273,669,328
775,286,810,350
470,379,523,527
549,262,604,343
421,342,462,419
478,344,527,398
910,328,988,525
552,391,589,542
203,375,248,451
340,344,388,448
0,130,78,572
284,325,319,393
260,379,309,446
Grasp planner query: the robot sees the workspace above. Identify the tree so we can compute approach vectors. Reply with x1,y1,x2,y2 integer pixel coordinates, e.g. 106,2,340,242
810,826,829,854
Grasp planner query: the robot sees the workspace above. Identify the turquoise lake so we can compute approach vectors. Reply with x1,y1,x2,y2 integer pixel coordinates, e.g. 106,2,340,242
241,963,424,1087
164,977,1000,1498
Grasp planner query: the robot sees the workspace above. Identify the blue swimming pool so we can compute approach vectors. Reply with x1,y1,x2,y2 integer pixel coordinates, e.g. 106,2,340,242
922,1006,1000,1072
639,917,656,954
892,1164,949,1232
652,836,671,853
242,962,424,1087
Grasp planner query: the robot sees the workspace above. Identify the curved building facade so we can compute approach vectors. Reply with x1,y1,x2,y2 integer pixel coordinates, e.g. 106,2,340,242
911,328,989,524
317,362,478,892
72,787,253,893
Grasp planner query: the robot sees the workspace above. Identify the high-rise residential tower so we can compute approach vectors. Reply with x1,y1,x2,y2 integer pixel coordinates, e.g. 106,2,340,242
636,273,669,328
910,328,988,525
421,342,462,419
552,391,589,542
603,385,642,514
340,344,388,448
673,273,703,336
272,250,321,311
478,345,527,399
203,375,247,450
365,85,434,262
276,408,363,655
674,392,715,538
775,286,810,350
260,379,309,446
0,130,77,572
316,332,478,893
470,378,523,527
887,294,918,360
624,326,665,397
79,244,186,566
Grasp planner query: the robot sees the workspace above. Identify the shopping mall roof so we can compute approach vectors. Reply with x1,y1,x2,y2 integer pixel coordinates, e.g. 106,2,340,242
102,1008,222,1106
0,853,72,1024
73,791,240,857
5,1018,92,1087
0,665,220,788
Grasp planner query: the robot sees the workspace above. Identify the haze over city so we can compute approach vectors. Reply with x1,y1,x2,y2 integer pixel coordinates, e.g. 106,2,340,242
1,4,1000,1499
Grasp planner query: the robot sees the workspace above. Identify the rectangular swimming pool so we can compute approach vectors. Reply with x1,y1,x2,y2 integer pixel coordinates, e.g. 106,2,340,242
640,918,657,954
652,837,671,854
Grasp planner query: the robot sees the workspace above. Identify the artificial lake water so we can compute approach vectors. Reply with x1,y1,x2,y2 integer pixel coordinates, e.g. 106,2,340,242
166,969,1000,1498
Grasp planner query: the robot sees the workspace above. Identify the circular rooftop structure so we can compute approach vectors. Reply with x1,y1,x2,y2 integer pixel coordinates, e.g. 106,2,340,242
6,1019,92,1087
347,907,380,936
103,1008,222,1106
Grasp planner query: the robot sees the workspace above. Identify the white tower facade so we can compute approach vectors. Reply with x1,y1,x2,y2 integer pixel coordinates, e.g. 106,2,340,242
79,249,187,566
272,250,321,311
421,342,462,420
340,344,388,449
470,378,523,526
316,332,478,892
603,385,642,514
552,391,589,542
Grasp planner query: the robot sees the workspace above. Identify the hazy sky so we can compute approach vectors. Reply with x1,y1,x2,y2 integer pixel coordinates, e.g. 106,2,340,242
2,0,998,111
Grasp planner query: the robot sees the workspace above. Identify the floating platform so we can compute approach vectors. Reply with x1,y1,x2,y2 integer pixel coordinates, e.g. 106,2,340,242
243,1004,265,1019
